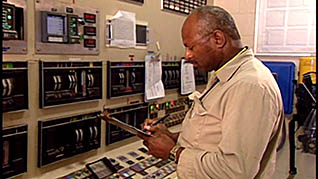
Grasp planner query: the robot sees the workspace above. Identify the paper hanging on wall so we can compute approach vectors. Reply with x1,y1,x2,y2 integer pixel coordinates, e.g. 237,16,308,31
144,54,165,102
181,58,196,95
110,10,136,48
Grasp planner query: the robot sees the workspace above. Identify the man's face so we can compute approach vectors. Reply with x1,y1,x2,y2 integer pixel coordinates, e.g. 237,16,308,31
181,14,222,72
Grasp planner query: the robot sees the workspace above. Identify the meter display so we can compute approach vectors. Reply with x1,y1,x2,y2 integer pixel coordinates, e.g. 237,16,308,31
35,1,99,54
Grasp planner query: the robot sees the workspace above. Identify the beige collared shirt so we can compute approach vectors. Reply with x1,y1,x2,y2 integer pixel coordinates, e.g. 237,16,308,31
177,48,284,179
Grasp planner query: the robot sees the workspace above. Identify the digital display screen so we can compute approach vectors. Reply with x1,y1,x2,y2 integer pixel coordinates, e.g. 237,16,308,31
84,13,96,23
84,39,96,48
47,15,65,36
84,26,96,36
136,25,147,44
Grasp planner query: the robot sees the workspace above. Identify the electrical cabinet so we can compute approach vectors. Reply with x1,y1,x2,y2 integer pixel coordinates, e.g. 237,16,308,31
38,112,101,167
107,61,145,98
35,0,99,54
2,61,28,112
2,125,28,178
105,103,148,145
40,61,102,108
2,0,27,54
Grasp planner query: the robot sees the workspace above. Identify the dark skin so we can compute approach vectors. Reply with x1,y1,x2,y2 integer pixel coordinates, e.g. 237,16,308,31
138,11,243,160
182,13,243,72
137,122,179,160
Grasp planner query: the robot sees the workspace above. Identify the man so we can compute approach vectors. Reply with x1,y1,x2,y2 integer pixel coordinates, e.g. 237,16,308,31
138,5,284,179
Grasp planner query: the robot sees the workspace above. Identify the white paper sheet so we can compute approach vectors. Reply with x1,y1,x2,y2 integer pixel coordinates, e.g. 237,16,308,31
181,59,196,95
110,10,136,48
144,54,165,101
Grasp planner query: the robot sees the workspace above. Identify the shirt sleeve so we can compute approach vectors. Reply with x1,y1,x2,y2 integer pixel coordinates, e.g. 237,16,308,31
177,81,281,179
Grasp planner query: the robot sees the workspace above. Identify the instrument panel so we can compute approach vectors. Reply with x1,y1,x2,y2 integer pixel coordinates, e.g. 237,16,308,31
58,140,179,179
2,125,28,179
105,103,148,145
40,61,103,108
38,112,101,167
107,61,145,99
162,62,180,90
2,61,28,112
35,0,99,54
2,0,27,54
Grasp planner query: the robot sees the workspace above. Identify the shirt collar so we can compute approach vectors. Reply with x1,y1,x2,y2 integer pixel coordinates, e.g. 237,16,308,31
216,46,254,83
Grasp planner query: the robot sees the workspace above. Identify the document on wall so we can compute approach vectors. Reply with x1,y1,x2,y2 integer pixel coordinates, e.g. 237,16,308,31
144,54,165,102
110,10,136,48
181,59,196,95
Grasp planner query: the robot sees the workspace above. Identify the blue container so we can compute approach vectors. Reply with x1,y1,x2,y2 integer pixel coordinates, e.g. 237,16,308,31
263,61,295,114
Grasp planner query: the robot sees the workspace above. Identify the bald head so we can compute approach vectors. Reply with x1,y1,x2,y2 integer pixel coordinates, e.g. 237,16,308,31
181,6,244,72
186,6,241,41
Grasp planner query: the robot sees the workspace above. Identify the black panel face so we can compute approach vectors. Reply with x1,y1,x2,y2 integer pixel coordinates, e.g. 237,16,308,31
136,25,147,45
193,68,208,85
40,61,103,108
83,13,96,23
84,26,96,36
84,39,96,48
38,112,101,167
105,103,148,145
107,61,145,98
2,3,24,40
162,0,207,15
2,125,28,179
2,62,28,112
162,62,181,90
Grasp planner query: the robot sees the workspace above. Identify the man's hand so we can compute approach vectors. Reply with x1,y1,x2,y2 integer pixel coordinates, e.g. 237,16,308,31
138,132,175,160
141,121,179,142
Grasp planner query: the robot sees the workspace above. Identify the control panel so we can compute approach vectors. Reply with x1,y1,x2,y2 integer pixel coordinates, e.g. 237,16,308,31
162,62,181,90
2,61,28,113
35,0,99,54
194,68,208,86
2,0,27,54
148,98,190,127
40,61,102,108
38,112,101,167
107,61,145,98
2,125,28,179
105,103,148,145
59,140,178,179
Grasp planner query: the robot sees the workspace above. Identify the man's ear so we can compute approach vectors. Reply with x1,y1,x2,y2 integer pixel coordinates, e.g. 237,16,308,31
211,30,226,48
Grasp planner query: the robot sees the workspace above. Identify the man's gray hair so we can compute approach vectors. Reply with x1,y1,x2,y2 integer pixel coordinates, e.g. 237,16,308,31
192,6,241,40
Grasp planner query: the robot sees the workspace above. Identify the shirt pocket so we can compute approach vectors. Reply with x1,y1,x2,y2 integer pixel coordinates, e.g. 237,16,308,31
182,96,208,147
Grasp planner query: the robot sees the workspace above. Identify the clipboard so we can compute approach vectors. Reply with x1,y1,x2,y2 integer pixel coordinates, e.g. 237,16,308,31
97,112,151,137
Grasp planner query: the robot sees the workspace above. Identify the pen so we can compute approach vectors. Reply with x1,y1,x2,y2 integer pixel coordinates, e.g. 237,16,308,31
143,114,170,132
152,114,170,126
